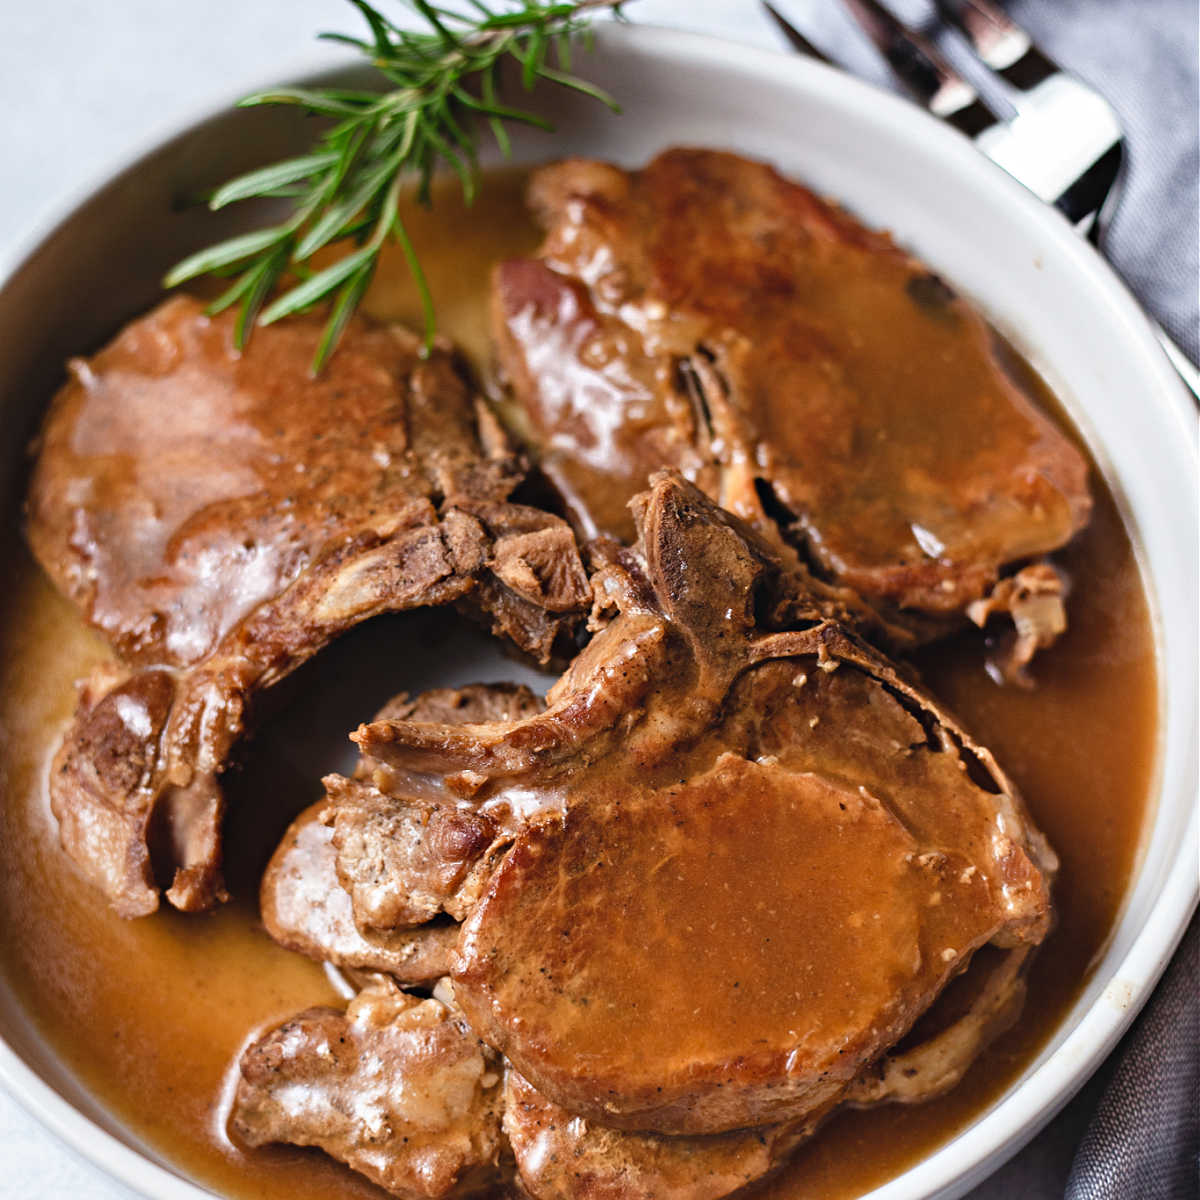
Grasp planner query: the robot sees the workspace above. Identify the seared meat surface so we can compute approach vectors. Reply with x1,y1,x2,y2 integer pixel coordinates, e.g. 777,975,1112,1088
26,298,588,917
231,976,505,1199
263,685,543,982
354,473,1056,1137
492,149,1091,632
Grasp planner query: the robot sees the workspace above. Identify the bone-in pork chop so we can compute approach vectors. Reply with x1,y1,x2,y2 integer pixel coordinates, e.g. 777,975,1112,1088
492,149,1091,633
355,473,1056,1136
26,298,588,916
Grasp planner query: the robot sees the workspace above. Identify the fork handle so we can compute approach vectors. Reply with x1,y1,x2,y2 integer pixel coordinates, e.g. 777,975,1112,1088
1155,326,1200,404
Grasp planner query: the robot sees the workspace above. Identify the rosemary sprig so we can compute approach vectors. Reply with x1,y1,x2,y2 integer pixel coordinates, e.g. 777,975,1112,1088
165,0,624,371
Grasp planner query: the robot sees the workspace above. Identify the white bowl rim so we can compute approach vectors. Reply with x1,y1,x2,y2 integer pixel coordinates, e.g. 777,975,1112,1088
0,20,1195,1200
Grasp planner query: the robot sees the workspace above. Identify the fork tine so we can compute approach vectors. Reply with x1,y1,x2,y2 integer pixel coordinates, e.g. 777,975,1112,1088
933,0,1057,91
840,0,1003,138
762,3,831,64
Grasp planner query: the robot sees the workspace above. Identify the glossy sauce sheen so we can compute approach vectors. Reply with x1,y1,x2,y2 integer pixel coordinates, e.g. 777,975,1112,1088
0,170,1158,1199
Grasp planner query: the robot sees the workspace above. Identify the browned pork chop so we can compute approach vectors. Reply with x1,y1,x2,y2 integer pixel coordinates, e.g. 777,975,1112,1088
492,148,1091,631
26,297,588,917
263,685,544,982
231,976,505,1199
352,474,1056,1136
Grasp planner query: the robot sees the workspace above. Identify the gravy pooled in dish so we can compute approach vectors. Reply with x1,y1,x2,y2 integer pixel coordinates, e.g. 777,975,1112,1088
0,161,1157,1200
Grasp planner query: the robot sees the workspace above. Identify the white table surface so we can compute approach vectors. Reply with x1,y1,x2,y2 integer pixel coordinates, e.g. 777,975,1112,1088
0,2,1146,1197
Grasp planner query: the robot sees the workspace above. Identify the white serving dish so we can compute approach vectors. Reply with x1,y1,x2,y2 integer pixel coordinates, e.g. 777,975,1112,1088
0,22,1195,1200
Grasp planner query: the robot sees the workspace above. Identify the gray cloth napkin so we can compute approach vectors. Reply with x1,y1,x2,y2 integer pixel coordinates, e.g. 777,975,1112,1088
776,3,1199,1197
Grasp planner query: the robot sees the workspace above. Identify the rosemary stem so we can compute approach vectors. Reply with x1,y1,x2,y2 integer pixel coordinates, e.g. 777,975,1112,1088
165,0,627,371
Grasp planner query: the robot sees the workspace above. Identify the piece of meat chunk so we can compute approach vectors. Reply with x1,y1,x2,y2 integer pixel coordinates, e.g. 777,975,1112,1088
504,1070,817,1200
230,976,505,1199
333,684,543,937
262,685,544,978
356,473,1056,1136
326,777,504,929
492,148,1091,634
966,560,1069,686
25,298,588,916
260,802,458,984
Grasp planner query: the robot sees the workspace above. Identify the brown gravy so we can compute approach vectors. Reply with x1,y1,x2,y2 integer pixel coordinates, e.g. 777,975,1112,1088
0,169,1158,1199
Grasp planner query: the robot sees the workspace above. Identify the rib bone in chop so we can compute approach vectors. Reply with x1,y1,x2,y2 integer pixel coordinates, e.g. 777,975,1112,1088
492,148,1092,636
25,297,588,917
352,472,1057,1137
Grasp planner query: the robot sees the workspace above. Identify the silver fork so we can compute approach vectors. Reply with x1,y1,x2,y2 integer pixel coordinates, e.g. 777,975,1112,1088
763,0,1200,401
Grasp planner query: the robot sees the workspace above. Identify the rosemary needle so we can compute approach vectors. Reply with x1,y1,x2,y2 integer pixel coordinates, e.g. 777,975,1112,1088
165,0,625,372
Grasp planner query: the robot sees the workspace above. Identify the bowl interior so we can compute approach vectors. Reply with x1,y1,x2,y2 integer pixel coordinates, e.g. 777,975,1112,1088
0,22,1195,1200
